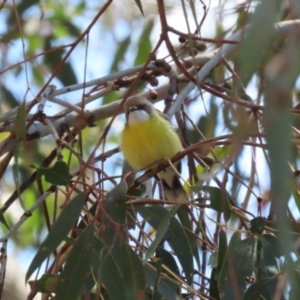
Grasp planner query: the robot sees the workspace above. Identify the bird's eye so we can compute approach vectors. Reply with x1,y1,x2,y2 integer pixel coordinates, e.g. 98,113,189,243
129,104,145,111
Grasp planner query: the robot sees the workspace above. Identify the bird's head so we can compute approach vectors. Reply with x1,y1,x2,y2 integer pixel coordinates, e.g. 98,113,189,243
124,96,155,125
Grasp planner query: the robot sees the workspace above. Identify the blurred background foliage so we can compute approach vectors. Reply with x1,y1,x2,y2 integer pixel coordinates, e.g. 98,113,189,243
1,0,300,299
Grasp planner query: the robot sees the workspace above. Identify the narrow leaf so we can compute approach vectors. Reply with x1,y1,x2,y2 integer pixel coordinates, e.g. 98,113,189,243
29,274,59,293
202,186,231,221
218,233,257,300
134,0,144,16
238,0,278,84
0,210,9,230
156,247,180,276
144,263,179,300
119,245,146,300
98,247,126,300
216,229,227,276
144,205,179,262
103,181,128,252
209,268,220,300
14,100,26,142
37,161,70,186
250,217,265,235
134,19,153,66
138,206,194,285
26,192,86,281
56,224,94,300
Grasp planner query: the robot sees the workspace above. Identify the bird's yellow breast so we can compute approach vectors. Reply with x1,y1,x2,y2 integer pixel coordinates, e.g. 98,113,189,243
120,114,182,170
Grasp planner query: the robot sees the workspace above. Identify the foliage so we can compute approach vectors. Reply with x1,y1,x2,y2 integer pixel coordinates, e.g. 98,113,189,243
1,0,300,299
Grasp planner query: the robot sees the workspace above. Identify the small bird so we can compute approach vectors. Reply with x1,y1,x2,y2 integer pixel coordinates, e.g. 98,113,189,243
120,96,188,202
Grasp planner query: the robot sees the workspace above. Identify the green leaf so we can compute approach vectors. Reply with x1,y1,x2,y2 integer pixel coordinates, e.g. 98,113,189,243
238,0,278,85
152,259,163,299
218,233,257,300
289,264,300,300
134,0,144,16
43,37,77,86
110,35,131,73
99,243,146,300
144,263,179,300
14,100,26,142
60,19,81,37
0,210,9,230
134,19,154,66
119,245,146,300
259,234,283,258
201,186,231,221
103,181,128,251
90,235,106,274
209,268,220,300
156,247,180,276
254,234,282,299
0,84,19,107
98,247,126,300
216,229,227,276
138,205,194,285
176,206,200,268
29,274,59,293
26,192,86,281
144,205,179,262
37,161,70,186
250,217,265,235
243,277,276,300
56,224,94,300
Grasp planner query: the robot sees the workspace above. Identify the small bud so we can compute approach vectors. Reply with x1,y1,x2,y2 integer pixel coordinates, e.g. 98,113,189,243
149,76,159,87
179,36,186,43
148,90,158,100
195,42,207,52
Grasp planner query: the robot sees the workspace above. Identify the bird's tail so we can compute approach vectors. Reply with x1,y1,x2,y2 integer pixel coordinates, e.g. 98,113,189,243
158,166,188,202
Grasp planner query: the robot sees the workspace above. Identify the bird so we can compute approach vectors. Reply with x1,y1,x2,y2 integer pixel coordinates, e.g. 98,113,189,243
120,95,188,202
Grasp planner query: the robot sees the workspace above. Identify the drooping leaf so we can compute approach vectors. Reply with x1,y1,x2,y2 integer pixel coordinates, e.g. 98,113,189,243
26,192,86,281
98,247,126,300
29,274,59,293
56,224,94,300
134,19,154,66
43,36,77,86
0,210,9,230
138,205,194,285
144,205,179,262
118,245,146,300
216,229,227,276
152,258,163,299
253,234,282,299
144,262,179,300
218,233,257,300
250,217,265,235
238,0,278,85
103,181,128,251
209,268,220,300
37,161,70,186
201,186,232,221
243,277,275,300
14,100,26,142
133,0,144,16
176,206,201,268
99,243,146,300
0,84,19,108
110,35,131,73
156,247,180,276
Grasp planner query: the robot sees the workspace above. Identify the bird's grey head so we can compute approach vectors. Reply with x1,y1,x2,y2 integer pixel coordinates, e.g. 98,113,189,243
125,96,155,125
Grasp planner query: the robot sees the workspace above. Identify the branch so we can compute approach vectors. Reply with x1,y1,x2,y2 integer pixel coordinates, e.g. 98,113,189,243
0,20,300,156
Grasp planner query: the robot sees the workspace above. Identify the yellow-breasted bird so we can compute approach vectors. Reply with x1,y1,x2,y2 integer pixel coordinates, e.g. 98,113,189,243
120,96,188,202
